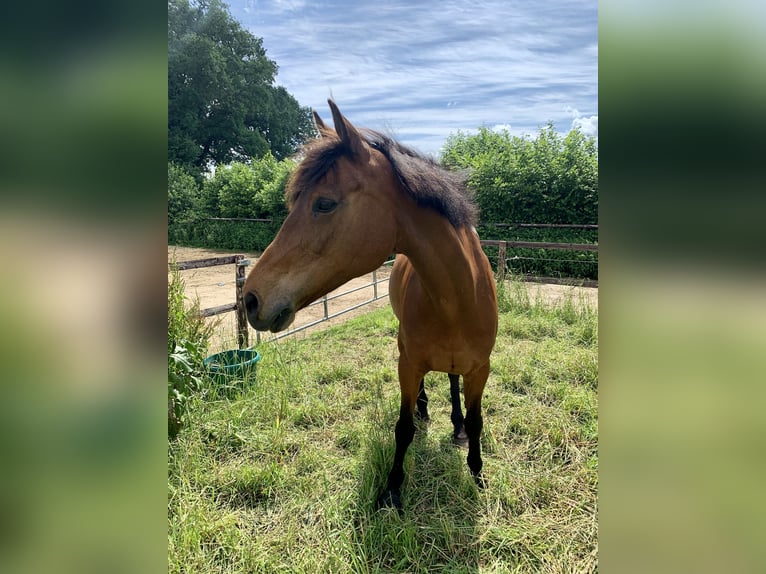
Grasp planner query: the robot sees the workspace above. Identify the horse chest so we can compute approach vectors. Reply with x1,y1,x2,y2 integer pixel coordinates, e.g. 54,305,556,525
398,325,487,375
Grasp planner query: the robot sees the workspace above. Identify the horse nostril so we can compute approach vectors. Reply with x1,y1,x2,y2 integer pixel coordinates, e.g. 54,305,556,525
244,292,259,320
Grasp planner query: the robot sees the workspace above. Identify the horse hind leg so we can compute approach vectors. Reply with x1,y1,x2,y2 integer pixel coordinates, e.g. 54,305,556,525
463,364,489,487
449,373,468,447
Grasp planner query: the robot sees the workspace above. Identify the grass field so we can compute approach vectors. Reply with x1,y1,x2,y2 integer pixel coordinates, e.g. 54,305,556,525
168,280,598,573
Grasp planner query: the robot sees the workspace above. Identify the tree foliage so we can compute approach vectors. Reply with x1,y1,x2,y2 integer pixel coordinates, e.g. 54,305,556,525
168,0,314,177
442,124,598,224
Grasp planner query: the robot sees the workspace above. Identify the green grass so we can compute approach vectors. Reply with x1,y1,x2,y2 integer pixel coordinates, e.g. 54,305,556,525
168,281,598,573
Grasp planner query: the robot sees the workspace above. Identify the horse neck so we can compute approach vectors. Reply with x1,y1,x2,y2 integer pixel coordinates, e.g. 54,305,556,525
395,205,483,314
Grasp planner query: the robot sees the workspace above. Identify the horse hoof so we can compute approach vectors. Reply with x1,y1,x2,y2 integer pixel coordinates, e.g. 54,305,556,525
378,489,402,511
452,430,469,448
473,473,487,489
414,410,430,422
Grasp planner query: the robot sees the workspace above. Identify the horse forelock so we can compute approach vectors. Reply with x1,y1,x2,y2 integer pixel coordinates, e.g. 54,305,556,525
287,128,478,228
286,135,346,208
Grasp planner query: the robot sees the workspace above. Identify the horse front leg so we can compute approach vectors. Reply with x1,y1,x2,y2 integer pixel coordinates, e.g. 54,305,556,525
463,363,489,487
378,358,422,510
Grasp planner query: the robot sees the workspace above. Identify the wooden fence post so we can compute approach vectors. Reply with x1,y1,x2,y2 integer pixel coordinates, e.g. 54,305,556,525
235,256,248,349
497,241,507,282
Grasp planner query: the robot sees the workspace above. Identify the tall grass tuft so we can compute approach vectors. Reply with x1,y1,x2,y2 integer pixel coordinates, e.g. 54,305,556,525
168,263,216,438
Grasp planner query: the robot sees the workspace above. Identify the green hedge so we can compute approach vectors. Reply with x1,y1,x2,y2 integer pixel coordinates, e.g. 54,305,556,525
168,219,284,253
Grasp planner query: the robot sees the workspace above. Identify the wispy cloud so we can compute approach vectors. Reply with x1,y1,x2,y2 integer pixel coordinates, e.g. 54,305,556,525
231,0,597,155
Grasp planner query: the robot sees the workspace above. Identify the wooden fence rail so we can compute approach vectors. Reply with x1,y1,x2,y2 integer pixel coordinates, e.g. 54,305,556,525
479,239,598,285
480,239,598,251
488,223,598,229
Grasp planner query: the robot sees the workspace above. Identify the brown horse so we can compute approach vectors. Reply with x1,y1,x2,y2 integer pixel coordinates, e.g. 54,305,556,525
243,100,498,509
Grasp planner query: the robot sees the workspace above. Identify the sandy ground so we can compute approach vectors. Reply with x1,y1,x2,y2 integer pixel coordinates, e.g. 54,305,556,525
169,245,597,351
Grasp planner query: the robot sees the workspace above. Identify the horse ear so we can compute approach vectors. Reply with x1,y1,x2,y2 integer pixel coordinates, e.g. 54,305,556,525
328,99,370,161
313,110,334,138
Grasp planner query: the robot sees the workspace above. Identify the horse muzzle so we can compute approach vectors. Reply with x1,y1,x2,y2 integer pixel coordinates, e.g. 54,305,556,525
244,291,295,333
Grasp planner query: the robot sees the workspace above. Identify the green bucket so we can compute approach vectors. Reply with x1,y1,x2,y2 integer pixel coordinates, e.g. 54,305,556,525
204,349,261,386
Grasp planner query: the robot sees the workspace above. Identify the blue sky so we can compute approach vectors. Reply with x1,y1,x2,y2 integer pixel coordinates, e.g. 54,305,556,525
228,0,597,156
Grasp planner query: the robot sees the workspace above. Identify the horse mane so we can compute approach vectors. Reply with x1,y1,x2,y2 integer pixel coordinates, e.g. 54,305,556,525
287,129,478,228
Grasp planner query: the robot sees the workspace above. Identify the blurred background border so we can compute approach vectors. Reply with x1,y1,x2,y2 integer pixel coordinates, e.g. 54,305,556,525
0,0,764,572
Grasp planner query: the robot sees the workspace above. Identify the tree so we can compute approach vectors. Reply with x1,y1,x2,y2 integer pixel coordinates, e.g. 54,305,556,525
168,0,314,177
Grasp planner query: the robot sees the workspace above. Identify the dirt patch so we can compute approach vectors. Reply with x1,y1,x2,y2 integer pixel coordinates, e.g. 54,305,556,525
522,281,598,309
169,245,597,351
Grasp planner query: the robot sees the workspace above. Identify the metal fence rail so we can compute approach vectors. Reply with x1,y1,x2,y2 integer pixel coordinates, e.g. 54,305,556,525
254,259,394,343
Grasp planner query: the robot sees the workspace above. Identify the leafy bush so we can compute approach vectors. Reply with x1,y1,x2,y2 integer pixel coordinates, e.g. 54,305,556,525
173,219,283,252
253,154,293,220
206,162,260,219
442,124,598,225
168,263,215,439
169,153,295,251
199,153,294,221
168,162,203,226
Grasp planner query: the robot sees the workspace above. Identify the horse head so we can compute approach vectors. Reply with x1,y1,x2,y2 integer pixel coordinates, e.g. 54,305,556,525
243,100,398,332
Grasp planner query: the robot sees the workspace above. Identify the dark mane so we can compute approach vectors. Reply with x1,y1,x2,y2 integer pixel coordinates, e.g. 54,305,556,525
287,129,478,228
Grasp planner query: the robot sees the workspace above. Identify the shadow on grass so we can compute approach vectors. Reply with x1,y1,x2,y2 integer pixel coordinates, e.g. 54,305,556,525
347,417,482,573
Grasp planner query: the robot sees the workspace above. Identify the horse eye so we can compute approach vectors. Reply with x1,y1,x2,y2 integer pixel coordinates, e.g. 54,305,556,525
313,198,338,214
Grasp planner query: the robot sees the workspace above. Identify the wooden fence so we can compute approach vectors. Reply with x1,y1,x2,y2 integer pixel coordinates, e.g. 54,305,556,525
479,239,598,287
170,255,251,348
